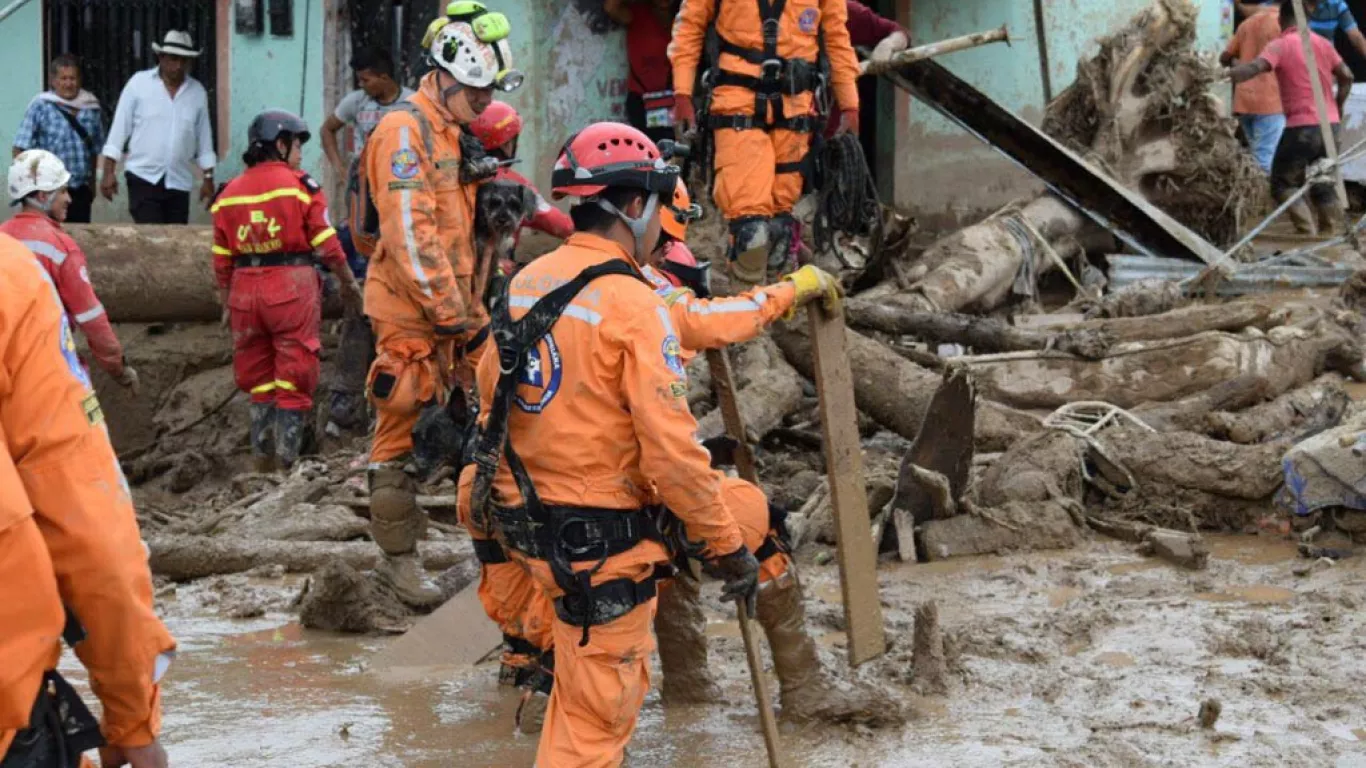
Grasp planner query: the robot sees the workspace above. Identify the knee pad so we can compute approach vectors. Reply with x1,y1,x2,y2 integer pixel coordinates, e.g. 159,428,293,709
727,216,770,285
768,214,797,275
368,464,424,554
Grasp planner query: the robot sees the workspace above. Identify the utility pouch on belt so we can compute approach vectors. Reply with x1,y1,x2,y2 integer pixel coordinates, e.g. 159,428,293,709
0,671,104,768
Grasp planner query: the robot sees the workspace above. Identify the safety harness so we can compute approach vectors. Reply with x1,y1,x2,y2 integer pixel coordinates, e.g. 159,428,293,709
468,258,671,645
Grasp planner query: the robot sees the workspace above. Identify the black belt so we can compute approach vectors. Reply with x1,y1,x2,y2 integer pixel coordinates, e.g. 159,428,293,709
707,112,818,134
553,574,660,629
714,65,821,97
492,504,662,562
233,252,314,268
472,538,509,564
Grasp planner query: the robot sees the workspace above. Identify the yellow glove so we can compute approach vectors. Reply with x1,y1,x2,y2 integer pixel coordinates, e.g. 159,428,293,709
783,265,844,318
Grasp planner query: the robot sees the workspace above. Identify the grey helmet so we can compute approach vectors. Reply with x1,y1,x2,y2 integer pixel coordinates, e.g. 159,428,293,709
247,109,311,148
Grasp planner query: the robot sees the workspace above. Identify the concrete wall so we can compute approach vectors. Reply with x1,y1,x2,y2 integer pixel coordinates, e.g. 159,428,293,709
900,0,1229,227
0,0,49,223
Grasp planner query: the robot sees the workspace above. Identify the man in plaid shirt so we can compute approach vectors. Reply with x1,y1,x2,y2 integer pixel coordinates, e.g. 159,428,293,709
12,55,105,224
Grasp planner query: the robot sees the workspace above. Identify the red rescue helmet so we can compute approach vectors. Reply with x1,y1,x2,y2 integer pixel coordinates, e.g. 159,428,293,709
660,177,703,242
470,100,522,151
550,122,677,200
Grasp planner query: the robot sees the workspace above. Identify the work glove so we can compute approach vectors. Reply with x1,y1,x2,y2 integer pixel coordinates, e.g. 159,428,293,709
836,109,860,136
703,544,760,615
674,97,697,135
783,264,844,318
116,364,140,396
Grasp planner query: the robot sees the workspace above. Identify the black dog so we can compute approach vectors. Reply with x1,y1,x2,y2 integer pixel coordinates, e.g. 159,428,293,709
474,179,536,302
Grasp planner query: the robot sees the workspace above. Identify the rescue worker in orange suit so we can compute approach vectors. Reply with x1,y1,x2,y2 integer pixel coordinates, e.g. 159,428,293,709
456,123,769,767
670,0,861,289
0,233,176,768
469,101,575,245
1,149,140,394
641,179,897,722
213,110,361,474
364,8,522,606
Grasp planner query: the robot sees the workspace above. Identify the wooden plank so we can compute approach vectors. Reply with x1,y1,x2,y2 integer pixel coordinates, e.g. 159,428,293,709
369,583,502,672
705,348,759,483
806,304,886,666
1290,0,1349,208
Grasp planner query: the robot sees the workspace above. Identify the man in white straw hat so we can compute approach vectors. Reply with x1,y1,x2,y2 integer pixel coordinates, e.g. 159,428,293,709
100,30,217,224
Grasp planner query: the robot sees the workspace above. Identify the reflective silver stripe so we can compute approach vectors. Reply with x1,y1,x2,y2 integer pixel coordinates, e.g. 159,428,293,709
655,305,677,336
398,125,432,298
74,304,106,323
685,296,763,315
509,294,603,325
20,239,67,265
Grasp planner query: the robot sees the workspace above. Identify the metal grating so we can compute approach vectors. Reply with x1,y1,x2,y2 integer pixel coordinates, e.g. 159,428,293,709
43,0,218,131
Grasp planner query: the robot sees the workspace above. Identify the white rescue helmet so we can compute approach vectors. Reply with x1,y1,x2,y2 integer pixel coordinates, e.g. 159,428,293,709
427,13,521,92
8,149,71,205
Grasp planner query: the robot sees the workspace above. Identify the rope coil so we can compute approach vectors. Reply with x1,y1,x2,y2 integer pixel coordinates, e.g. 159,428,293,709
812,132,883,263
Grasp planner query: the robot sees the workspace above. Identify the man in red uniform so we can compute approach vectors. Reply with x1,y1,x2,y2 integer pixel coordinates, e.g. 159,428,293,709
468,100,575,245
212,110,361,471
606,0,678,145
3,149,139,393
0,232,175,768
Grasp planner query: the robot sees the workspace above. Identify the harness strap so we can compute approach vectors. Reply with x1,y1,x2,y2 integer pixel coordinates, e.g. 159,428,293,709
707,113,818,133
472,537,509,564
553,574,660,630
493,504,664,562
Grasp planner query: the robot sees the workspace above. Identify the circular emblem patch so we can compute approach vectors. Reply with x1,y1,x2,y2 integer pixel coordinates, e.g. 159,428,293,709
390,148,420,180
515,333,563,413
798,8,819,33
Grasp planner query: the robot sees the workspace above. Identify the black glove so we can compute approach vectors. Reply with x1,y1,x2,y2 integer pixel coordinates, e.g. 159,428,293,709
703,545,760,615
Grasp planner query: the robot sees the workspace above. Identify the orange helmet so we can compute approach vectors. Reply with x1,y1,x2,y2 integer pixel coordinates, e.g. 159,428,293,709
660,178,703,242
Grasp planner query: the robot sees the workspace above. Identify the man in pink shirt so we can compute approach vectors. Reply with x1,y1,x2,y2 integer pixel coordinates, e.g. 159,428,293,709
1229,0,1355,233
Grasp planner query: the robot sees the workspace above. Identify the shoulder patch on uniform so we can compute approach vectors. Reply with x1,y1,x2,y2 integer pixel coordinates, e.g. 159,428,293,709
669,381,687,399
298,172,321,193
515,334,563,414
662,335,686,378
82,392,104,426
798,7,819,33
391,148,420,179
59,318,92,389
387,180,423,190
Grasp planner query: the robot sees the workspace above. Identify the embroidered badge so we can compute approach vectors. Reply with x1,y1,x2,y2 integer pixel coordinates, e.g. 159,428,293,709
798,8,819,33
390,148,420,180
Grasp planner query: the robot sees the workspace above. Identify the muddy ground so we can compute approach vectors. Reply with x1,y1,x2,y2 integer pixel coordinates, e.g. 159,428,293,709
59,532,1366,767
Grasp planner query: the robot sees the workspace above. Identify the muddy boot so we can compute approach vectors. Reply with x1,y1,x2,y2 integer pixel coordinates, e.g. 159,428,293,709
1286,198,1318,235
328,310,375,433
275,408,308,470
655,576,724,705
249,402,276,473
728,216,770,292
1315,199,1346,235
515,654,554,735
767,214,796,281
756,575,904,727
369,464,441,607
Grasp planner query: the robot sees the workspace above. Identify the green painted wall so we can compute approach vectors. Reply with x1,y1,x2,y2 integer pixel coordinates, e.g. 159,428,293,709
0,0,50,223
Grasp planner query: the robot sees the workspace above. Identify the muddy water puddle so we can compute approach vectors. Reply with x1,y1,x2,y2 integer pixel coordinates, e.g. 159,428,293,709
55,535,1366,766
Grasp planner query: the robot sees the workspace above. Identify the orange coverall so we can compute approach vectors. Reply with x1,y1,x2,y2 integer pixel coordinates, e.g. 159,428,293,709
670,0,860,220
364,72,485,465
0,233,174,758
458,232,745,768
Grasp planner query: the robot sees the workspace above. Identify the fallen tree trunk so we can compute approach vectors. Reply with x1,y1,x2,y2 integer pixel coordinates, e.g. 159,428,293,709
68,224,342,322
1204,375,1349,444
959,325,1354,410
772,321,1040,451
1094,425,1286,500
1032,301,1272,344
845,300,1113,359
148,535,470,580
1131,375,1272,432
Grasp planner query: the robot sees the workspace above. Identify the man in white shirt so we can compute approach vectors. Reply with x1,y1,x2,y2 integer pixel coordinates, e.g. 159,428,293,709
98,30,217,224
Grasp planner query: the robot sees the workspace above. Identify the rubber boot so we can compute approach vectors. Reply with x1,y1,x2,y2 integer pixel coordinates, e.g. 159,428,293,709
767,214,797,282
756,576,904,726
1315,198,1346,235
728,217,770,292
1286,198,1318,236
327,309,375,433
655,576,725,705
275,408,307,470
249,402,276,473
369,464,442,607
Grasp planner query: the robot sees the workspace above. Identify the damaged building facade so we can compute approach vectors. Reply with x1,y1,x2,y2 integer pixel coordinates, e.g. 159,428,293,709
0,0,1227,225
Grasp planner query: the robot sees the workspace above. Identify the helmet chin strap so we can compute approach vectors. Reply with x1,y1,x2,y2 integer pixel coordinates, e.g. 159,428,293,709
26,192,54,214
597,192,660,263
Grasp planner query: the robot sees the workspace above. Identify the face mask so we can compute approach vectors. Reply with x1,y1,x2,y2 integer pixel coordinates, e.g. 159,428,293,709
598,192,661,263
